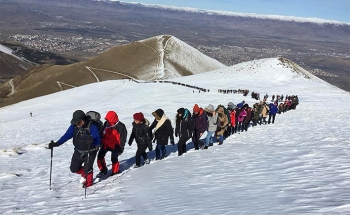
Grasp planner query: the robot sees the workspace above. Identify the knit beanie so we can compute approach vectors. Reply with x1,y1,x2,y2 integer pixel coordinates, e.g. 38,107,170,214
193,104,200,113
133,112,144,121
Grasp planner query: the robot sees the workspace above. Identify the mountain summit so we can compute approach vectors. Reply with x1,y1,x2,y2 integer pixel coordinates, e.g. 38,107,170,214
0,35,226,107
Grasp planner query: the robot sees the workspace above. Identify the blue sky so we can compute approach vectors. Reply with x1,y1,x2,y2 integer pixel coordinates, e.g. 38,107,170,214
119,0,350,22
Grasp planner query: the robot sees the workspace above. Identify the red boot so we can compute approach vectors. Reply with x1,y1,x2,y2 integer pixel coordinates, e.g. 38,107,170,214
111,162,120,176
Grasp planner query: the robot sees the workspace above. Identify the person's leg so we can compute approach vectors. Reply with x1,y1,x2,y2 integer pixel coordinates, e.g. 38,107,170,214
70,150,84,174
96,147,108,174
84,150,98,187
160,145,166,159
272,114,276,124
155,144,161,160
110,149,120,175
205,131,214,147
135,147,143,167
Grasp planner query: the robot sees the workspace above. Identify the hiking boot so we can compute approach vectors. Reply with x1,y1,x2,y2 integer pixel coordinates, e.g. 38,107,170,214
144,159,150,165
204,146,208,149
218,141,223,145
133,164,140,168
96,171,107,178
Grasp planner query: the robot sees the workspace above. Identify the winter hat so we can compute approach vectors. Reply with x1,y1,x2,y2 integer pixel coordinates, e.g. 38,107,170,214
204,104,215,113
133,112,144,121
71,110,86,125
193,104,200,113
152,109,164,121
177,108,185,115
227,102,234,109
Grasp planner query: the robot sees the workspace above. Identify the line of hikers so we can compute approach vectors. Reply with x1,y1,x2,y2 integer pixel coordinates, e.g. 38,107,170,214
48,98,299,188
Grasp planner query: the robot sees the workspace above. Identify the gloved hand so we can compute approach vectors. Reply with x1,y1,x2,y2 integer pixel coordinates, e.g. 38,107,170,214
153,139,156,143
170,140,175,146
48,141,59,149
128,141,132,146
175,133,178,137
148,146,153,151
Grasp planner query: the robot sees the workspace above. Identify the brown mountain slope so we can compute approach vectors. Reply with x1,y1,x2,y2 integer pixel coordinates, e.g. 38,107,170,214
0,35,226,107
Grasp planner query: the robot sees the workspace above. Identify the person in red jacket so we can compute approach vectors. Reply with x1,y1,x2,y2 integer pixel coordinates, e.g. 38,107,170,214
96,111,127,178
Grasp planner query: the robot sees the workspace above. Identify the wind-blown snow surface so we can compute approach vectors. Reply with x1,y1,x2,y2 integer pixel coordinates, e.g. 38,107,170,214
0,58,349,214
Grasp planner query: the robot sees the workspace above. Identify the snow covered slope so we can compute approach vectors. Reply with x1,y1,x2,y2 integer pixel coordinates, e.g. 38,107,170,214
0,58,349,214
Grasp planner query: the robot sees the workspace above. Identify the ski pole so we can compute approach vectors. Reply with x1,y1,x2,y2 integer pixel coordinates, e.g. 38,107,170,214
49,140,54,190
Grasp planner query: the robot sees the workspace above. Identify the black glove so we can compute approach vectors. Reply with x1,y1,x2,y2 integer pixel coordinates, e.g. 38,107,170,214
175,133,178,137
153,139,156,143
48,141,59,149
148,146,153,151
170,140,175,146
128,141,132,146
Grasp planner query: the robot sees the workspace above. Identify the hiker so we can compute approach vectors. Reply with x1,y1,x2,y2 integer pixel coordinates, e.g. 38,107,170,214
128,112,152,168
192,104,207,150
228,107,236,135
30,112,32,117
96,111,127,178
48,110,101,188
204,104,218,149
244,104,252,131
237,106,247,132
175,108,194,156
215,105,228,144
261,102,270,124
149,109,174,160
268,102,278,124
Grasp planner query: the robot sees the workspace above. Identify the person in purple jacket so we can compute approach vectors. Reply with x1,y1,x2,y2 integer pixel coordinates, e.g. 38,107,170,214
192,104,208,150
48,110,101,188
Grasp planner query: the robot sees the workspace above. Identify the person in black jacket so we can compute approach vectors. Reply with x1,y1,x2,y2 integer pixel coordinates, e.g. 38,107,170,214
175,108,194,156
149,109,174,160
128,112,152,168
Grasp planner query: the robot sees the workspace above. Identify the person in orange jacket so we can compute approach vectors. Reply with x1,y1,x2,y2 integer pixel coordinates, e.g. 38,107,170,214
96,111,127,178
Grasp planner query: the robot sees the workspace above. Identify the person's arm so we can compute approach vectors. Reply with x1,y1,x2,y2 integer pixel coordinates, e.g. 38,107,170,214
56,124,74,145
166,120,175,145
89,124,101,147
118,123,127,150
128,127,135,146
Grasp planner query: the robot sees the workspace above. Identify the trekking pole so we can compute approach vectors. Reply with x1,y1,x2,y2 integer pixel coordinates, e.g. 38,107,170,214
49,140,54,190
85,142,91,199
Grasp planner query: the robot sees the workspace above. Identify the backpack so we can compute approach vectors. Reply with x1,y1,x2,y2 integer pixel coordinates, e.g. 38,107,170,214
86,111,104,138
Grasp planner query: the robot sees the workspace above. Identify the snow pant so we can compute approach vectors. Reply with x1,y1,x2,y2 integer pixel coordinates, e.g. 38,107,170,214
178,136,189,156
97,147,120,175
235,119,239,132
224,127,230,138
135,145,148,167
252,119,258,127
155,144,166,160
231,126,236,134
238,121,244,132
244,121,250,131
262,117,267,124
192,130,204,150
70,148,98,187
268,114,276,124
258,115,262,125
205,131,215,147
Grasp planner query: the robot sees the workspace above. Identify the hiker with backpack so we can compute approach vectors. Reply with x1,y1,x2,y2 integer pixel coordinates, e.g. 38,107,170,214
128,112,152,168
204,104,218,149
268,102,278,124
96,111,127,178
149,109,174,160
215,105,229,144
175,108,194,156
192,104,207,150
48,110,101,188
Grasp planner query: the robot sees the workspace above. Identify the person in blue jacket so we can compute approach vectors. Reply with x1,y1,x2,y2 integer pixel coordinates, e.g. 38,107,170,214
268,102,278,124
49,110,101,188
